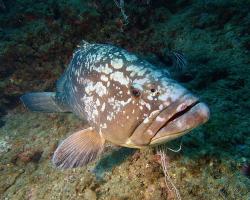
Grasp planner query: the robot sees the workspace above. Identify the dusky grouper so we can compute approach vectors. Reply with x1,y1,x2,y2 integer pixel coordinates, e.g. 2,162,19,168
21,41,210,169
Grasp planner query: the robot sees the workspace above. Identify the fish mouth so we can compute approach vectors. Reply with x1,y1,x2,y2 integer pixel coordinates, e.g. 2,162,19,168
126,93,209,148
149,95,210,145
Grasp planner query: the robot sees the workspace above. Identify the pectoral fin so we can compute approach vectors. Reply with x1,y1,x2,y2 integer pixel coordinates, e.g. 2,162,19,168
52,127,105,169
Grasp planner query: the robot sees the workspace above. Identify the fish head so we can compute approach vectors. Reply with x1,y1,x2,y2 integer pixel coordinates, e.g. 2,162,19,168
98,51,209,148
123,68,210,147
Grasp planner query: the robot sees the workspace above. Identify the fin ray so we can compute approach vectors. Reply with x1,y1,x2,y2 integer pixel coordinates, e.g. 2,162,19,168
52,128,104,169
171,51,187,71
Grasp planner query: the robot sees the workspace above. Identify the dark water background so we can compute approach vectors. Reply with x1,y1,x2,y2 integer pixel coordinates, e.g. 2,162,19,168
0,0,249,199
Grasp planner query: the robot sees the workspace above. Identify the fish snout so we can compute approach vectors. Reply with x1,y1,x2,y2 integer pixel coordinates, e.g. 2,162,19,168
149,94,210,145
126,93,209,148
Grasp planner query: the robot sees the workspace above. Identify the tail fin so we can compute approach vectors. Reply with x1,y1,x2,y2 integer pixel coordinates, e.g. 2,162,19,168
20,92,69,113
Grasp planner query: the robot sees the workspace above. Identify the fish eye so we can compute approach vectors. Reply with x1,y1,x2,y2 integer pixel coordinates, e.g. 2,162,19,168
150,88,156,93
130,83,143,98
131,88,141,97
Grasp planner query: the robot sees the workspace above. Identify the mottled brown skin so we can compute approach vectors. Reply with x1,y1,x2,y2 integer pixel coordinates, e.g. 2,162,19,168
21,41,210,169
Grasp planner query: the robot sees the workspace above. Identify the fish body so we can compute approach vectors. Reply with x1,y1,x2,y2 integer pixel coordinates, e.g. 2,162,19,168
21,41,210,169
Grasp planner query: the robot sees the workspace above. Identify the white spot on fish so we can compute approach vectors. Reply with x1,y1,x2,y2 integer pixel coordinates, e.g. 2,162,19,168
148,110,160,119
147,95,153,101
126,65,138,72
147,130,154,135
145,103,151,110
158,91,170,101
95,63,113,74
159,84,186,102
137,68,147,76
110,71,129,85
163,101,170,107
107,113,114,121
111,58,123,69
93,109,98,118
176,103,187,112
130,71,136,77
134,78,149,85
177,121,183,128
159,104,164,110
101,123,107,129
144,117,150,123
123,53,137,62
120,98,132,106
96,99,100,106
100,75,109,82
101,103,106,112
85,81,107,97
156,116,165,122
81,95,98,123
132,83,143,91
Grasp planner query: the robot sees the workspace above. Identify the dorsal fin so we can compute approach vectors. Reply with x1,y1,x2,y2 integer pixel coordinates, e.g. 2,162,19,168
71,40,93,57
77,40,91,49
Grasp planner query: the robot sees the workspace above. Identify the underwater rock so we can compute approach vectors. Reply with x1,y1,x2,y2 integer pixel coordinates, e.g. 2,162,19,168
83,188,97,200
144,184,162,200
0,138,11,154
12,149,43,165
